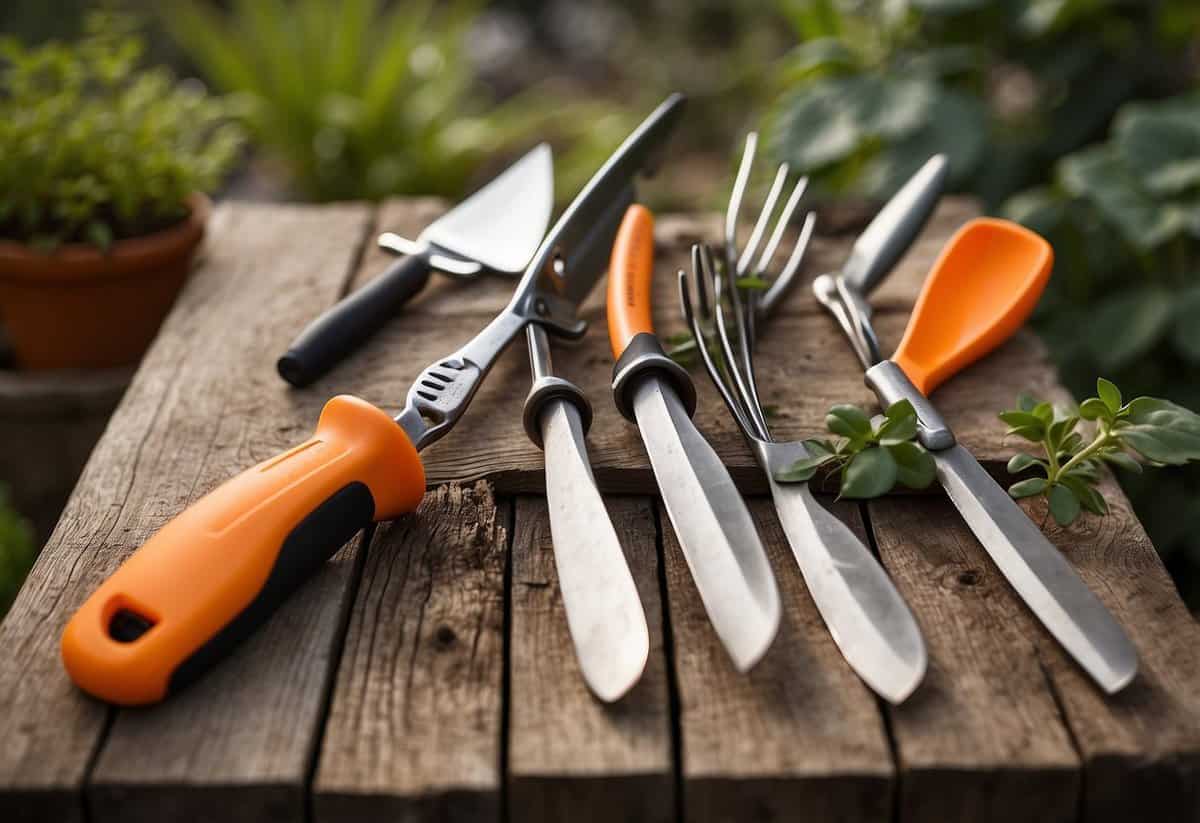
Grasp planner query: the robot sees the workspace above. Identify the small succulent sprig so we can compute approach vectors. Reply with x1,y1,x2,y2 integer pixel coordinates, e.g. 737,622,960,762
776,400,935,498
1001,378,1200,525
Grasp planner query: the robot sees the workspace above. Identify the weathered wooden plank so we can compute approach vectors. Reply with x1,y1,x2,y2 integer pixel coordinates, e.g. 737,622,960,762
0,202,371,823
1012,478,1200,822
867,496,1080,823
313,482,507,822
662,497,893,822
507,496,672,823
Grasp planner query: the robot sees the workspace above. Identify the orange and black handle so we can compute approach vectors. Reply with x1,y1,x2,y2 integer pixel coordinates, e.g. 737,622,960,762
606,205,696,421
61,395,425,705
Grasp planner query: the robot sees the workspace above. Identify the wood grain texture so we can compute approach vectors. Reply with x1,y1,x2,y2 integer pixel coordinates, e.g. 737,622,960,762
662,498,893,823
1014,477,1200,822
0,202,371,823
507,496,672,823
868,496,1081,823
312,482,506,823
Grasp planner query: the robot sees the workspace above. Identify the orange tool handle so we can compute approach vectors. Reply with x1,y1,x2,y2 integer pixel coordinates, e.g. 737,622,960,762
607,204,656,359
61,395,425,705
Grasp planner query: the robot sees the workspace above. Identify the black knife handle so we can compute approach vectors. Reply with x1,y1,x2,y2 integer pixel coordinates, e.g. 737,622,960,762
278,253,433,387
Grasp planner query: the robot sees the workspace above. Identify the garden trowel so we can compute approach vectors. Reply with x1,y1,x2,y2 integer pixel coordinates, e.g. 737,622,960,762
278,143,554,387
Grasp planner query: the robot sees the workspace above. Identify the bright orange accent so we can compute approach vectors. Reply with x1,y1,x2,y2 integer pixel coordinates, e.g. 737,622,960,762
893,218,1053,395
606,204,656,359
61,395,424,705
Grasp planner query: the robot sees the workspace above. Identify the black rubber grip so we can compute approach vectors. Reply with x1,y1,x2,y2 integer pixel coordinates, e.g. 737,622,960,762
278,253,433,387
167,482,375,695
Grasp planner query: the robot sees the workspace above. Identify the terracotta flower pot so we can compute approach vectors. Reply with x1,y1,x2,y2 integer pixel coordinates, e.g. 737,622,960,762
0,194,210,370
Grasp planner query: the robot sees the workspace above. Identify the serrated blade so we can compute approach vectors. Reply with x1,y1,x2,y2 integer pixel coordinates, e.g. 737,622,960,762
632,378,780,671
421,143,553,273
935,444,1137,693
541,398,649,701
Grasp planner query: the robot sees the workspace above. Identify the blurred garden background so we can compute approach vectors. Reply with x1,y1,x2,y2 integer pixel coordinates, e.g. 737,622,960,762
1,0,1199,612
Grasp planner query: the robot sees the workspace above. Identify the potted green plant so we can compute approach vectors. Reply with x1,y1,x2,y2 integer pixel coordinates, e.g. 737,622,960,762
0,14,244,369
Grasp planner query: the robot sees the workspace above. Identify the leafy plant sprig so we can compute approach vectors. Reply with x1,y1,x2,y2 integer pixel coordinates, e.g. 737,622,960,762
1002,378,1200,526
776,399,935,499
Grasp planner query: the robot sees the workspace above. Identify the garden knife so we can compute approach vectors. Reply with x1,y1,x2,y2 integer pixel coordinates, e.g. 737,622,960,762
277,143,554,387
522,323,649,701
608,204,781,671
816,218,1138,694
62,94,686,705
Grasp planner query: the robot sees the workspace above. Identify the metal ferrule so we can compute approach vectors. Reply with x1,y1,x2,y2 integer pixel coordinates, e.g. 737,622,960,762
523,376,592,448
864,360,956,451
611,332,697,423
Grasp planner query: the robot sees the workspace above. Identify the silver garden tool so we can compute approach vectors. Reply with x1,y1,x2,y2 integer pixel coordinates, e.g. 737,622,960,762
812,211,1138,694
521,324,649,701
682,244,927,703
278,144,554,387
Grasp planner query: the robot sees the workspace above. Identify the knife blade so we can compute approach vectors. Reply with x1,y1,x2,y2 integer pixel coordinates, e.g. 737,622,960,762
609,205,780,671
523,324,649,701
633,378,781,670
935,443,1137,692
756,441,926,702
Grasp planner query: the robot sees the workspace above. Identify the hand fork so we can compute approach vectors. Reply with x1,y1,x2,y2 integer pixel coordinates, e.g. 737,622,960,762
680,239,927,704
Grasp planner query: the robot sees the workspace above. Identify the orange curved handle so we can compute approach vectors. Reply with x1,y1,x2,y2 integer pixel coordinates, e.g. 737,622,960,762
893,218,1053,395
607,204,656,359
61,395,425,705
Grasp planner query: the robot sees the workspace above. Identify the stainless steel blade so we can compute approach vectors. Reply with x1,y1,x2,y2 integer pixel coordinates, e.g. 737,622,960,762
632,377,781,671
935,444,1138,693
420,143,554,273
755,440,926,702
541,396,650,701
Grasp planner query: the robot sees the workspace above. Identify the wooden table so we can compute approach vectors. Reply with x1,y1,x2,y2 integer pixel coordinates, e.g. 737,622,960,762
1,198,1197,823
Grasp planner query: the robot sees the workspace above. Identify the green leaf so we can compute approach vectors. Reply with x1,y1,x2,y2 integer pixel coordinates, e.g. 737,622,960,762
1009,477,1048,498
1031,402,1054,424
1115,397,1200,464
1102,450,1143,474
826,404,873,440
840,446,898,499
1170,286,1200,363
1059,145,1191,251
1007,453,1045,474
1078,397,1110,421
1086,288,1174,372
998,410,1046,441
888,441,936,489
1047,416,1079,451
1115,96,1200,196
1007,425,1047,443
802,438,836,458
1059,475,1108,515
775,453,836,483
1096,378,1122,414
1048,483,1082,526
735,276,769,291
877,399,918,444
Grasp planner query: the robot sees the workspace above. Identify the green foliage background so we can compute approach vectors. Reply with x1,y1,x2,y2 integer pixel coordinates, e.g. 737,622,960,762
0,13,243,247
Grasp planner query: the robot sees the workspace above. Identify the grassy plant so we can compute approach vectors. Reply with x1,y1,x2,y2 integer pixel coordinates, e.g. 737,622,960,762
0,13,244,249
164,0,633,203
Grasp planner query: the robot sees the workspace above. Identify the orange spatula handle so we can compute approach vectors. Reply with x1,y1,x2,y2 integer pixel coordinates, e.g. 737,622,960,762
606,204,697,422
607,204,656,359
61,395,425,705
